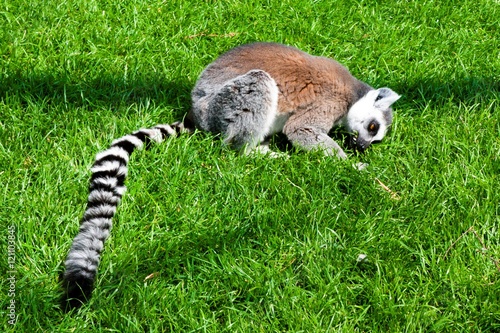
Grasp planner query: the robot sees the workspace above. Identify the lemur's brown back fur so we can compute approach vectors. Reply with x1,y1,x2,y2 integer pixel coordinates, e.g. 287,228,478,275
191,42,372,122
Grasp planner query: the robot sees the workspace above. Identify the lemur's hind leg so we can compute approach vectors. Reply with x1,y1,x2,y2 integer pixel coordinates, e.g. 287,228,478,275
201,70,279,154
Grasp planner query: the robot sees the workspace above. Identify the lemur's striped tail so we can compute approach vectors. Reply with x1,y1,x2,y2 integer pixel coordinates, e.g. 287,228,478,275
62,123,181,309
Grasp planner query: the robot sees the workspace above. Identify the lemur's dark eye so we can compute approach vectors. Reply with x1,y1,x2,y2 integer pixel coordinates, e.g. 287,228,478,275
368,121,379,134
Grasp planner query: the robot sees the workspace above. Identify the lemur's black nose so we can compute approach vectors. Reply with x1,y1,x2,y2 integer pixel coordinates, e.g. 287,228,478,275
356,144,367,153
355,137,370,153
346,135,369,153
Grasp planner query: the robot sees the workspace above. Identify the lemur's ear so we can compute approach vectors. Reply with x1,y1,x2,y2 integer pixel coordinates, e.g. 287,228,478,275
372,88,401,110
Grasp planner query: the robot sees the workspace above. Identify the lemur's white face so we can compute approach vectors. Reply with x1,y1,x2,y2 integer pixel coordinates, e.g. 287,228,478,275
345,88,400,152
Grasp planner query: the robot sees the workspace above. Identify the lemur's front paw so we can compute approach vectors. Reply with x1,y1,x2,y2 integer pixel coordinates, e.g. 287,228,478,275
354,162,368,171
249,144,289,159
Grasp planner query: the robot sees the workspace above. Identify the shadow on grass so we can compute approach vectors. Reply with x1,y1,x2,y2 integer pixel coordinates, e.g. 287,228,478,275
392,75,499,109
2,68,497,114
0,70,193,115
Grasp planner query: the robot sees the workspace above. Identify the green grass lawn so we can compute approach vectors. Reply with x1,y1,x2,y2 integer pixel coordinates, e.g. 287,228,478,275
1,0,499,331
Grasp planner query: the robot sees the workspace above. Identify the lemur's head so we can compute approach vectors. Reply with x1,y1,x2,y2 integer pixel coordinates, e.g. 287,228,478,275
345,87,400,152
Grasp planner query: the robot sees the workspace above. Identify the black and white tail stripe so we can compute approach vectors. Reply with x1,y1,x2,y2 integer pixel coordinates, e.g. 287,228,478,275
62,124,177,308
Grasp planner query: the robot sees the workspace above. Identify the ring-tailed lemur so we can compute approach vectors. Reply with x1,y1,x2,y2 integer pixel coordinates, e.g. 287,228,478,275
62,42,400,308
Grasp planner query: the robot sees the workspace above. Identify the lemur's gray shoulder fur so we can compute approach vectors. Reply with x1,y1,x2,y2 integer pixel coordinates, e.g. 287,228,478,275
62,42,400,308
